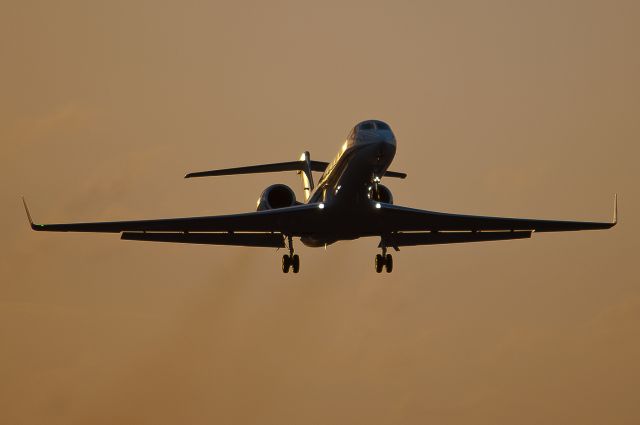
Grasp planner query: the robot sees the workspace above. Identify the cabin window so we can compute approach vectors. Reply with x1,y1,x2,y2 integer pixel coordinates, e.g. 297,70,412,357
359,122,375,131
375,121,390,130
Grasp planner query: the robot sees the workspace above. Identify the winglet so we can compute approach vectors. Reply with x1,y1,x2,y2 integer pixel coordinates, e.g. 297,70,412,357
613,194,617,225
22,197,37,230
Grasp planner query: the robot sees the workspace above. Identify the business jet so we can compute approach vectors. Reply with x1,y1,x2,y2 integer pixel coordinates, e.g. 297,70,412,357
23,120,617,273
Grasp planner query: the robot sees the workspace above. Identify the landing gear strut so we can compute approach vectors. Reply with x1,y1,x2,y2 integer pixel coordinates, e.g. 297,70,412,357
282,235,300,273
374,245,393,273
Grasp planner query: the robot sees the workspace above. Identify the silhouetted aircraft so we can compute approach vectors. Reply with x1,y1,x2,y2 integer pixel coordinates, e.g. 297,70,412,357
23,120,617,273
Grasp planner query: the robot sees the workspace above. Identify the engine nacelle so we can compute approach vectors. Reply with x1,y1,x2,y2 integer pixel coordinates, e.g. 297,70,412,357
256,184,297,211
368,184,393,204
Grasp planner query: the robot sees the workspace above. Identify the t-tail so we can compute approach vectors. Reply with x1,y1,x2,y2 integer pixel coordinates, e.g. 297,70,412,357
297,151,314,201
184,151,405,202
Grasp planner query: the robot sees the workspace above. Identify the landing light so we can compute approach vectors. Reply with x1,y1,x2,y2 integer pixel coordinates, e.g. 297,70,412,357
375,202,381,209
319,203,325,209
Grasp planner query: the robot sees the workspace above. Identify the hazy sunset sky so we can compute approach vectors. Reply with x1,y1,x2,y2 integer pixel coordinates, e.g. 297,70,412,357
1,1,638,424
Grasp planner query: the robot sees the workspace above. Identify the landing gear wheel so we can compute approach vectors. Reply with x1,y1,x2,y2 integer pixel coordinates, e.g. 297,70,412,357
375,254,384,273
283,236,301,274
292,254,300,273
385,254,393,273
282,254,291,273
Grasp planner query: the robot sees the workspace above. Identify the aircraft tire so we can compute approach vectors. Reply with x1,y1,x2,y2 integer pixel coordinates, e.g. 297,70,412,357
282,254,291,273
385,254,393,273
375,254,384,273
292,254,300,273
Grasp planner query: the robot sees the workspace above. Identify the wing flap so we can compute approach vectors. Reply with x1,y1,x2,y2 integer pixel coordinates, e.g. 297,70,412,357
379,231,532,247
121,232,285,247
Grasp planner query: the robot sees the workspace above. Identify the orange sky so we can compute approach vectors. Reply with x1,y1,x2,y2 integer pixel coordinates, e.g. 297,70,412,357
1,1,639,424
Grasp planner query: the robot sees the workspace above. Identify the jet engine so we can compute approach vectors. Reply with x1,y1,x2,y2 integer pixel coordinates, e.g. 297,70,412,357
369,184,393,204
256,184,298,211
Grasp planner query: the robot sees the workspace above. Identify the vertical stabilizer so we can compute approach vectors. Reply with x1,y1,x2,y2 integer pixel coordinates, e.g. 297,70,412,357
298,151,314,201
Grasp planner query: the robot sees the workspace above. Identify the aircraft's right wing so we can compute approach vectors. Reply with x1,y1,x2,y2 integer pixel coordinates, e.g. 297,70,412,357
23,199,325,237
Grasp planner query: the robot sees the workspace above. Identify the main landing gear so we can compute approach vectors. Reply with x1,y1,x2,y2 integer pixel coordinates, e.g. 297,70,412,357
282,235,300,273
375,246,393,273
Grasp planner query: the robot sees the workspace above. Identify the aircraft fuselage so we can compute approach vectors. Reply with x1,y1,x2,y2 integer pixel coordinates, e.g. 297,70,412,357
302,120,397,247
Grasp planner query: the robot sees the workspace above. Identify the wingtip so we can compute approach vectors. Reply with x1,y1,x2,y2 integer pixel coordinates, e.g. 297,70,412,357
21,196,36,229
613,193,618,225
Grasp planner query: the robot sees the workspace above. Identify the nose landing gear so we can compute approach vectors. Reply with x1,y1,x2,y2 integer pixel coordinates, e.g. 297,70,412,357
374,246,393,273
282,235,300,273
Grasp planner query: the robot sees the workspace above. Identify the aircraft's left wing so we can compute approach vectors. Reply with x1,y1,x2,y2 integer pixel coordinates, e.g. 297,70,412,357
373,196,617,247
22,198,324,246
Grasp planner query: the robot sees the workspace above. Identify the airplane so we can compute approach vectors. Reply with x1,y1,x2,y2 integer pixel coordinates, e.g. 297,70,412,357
23,119,617,273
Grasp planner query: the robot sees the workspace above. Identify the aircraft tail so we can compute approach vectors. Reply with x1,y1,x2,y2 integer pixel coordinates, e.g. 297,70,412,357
297,151,314,201
185,152,406,201
185,153,327,201
184,159,328,179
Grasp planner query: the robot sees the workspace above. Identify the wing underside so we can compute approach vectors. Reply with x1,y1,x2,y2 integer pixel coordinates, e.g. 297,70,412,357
22,196,616,248
23,199,323,235
373,197,616,247
376,199,616,233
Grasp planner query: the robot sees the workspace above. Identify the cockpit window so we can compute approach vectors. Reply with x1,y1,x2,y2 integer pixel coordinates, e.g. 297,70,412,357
375,121,390,130
358,121,375,131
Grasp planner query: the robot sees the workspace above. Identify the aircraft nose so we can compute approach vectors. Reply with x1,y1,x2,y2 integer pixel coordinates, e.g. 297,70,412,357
381,131,396,147
377,136,396,157
356,130,396,147
374,130,396,153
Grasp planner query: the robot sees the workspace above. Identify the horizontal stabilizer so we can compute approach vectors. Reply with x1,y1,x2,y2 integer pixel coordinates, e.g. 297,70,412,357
122,232,285,247
380,231,532,247
185,161,407,179
185,161,328,178
384,170,407,179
